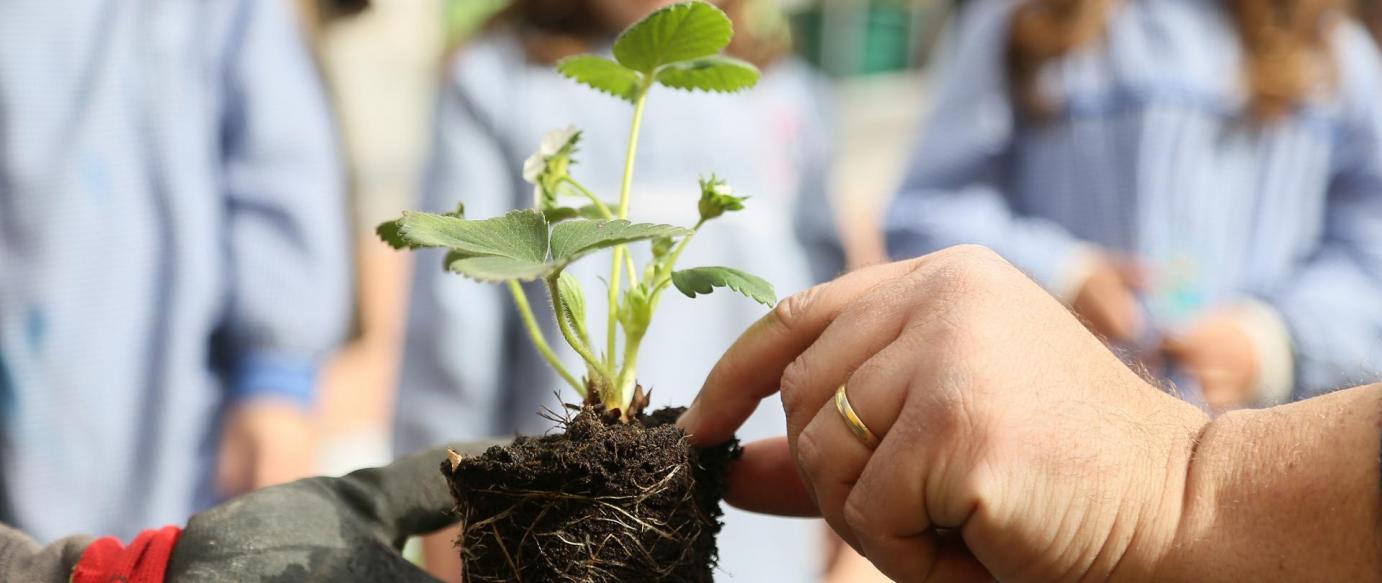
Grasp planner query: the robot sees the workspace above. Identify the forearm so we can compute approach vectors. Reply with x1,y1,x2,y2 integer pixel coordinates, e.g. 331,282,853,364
1159,383,1382,580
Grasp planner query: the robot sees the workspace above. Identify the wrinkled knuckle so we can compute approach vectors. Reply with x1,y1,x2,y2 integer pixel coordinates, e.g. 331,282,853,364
842,491,874,537
943,243,1003,263
779,356,814,420
774,286,819,332
795,425,826,476
936,245,1011,281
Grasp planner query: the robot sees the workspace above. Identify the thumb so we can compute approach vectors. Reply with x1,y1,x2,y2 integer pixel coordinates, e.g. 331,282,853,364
340,440,507,547
724,437,818,517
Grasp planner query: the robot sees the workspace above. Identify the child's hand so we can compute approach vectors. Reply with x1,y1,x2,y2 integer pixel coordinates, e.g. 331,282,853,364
1164,312,1260,412
216,399,316,497
1071,255,1144,344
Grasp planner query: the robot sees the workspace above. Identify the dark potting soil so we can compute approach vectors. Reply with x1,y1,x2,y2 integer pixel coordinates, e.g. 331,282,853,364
443,405,741,583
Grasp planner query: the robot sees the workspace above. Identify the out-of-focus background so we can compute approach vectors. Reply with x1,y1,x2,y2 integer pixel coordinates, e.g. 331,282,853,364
2,0,1381,581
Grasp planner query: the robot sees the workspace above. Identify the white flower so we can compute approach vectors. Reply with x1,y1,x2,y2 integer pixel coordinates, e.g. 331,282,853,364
522,154,545,184
522,125,580,185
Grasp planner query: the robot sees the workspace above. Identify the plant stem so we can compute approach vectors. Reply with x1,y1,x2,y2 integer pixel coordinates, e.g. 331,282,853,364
613,223,705,411
508,280,584,396
546,276,609,381
616,90,649,220
651,219,705,293
624,254,639,289
614,331,645,413
560,178,612,219
606,83,652,375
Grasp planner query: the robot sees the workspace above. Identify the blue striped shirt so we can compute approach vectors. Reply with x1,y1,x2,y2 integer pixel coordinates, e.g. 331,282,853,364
887,0,1382,398
0,0,348,541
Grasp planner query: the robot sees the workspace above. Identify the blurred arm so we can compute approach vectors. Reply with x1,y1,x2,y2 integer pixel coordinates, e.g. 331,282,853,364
395,58,520,583
219,0,350,406
884,0,1092,297
392,60,518,455
790,62,848,281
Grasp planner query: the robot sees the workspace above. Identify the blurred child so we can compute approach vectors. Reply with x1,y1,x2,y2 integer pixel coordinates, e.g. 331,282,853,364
394,0,844,580
0,0,348,541
887,0,1382,411
308,0,444,478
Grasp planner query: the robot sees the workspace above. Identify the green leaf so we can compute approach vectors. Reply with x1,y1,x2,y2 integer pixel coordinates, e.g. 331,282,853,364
385,209,545,260
656,56,760,93
557,55,642,102
556,271,590,341
543,202,617,223
433,210,552,282
671,266,776,306
446,254,553,282
549,220,692,266
612,1,733,73
376,218,413,250
377,203,465,250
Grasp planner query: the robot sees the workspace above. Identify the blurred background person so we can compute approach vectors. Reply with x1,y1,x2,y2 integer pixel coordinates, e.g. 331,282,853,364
0,0,349,542
1360,0,1382,43
302,0,446,479
886,0,1382,412
392,0,849,579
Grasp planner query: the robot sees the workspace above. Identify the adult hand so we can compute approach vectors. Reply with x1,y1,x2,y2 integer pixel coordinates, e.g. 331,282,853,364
169,441,501,582
1071,254,1144,344
1163,311,1259,413
679,246,1210,582
216,399,317,496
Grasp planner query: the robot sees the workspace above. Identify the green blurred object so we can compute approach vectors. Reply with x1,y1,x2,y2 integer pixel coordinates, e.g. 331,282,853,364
445,0,509,44
789,0,935,77
859,4,912,73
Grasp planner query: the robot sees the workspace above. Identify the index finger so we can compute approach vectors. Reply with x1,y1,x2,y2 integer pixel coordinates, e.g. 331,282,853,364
678,258,927,445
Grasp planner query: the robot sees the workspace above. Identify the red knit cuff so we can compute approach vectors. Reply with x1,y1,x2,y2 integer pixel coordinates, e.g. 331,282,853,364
73,525,183,583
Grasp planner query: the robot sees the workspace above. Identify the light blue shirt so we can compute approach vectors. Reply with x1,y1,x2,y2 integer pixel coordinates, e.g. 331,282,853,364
0,0,348,541
395,35,844,582
887,0,1382,398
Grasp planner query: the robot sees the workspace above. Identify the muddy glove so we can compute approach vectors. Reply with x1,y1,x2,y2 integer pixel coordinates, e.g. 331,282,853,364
167,440,500,582
0,525,91,583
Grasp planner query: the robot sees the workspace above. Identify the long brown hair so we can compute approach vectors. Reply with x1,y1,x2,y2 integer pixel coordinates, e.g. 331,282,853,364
487,0,790,68
1008,0,1340,120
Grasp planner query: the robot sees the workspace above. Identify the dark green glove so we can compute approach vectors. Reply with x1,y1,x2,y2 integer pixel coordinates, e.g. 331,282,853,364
167,441,500,582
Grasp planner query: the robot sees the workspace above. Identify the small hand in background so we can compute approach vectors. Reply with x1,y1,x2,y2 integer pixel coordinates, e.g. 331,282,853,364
216,399,316,497
1072,254,1146,344
1163,312,1259,413
823,528,893,583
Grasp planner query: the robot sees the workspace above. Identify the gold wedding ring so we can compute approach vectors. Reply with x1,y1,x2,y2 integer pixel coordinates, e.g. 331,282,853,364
834,385,880,449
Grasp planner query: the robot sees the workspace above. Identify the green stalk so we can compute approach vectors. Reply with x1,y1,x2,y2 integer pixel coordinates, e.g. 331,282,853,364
560,177,613,219
614,330,645,411
615,222,705,409
606,81,652,376
546,276,609,380
508,280,584,395
651,219,705,294
624,253,640,289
